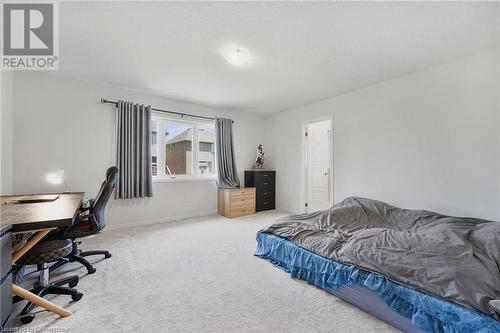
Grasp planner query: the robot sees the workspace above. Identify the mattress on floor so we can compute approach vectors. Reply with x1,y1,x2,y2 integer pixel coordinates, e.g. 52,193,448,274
255,232,500,333
262,197,500,318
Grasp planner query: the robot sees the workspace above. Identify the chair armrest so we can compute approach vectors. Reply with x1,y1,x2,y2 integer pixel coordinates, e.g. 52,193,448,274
83,198,95,208
75,214,98,230
79,206,91,213
79,198,95,213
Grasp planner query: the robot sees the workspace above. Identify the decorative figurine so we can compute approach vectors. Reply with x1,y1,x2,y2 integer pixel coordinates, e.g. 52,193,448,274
255,144,265,169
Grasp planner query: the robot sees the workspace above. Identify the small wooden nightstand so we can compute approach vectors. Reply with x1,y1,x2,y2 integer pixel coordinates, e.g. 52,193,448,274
218,187,256,218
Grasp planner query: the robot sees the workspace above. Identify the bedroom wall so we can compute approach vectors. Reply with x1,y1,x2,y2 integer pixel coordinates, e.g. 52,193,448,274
0,71,14,195
11,72,265,227
497,9,500,221
265,50,500,221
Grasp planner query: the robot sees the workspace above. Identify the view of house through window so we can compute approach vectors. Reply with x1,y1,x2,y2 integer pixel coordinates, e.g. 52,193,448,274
164,120,193,176
151,114,215,179
198,125,215,175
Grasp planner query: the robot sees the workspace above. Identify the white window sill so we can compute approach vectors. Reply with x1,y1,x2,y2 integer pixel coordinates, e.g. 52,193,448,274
153,176,216,183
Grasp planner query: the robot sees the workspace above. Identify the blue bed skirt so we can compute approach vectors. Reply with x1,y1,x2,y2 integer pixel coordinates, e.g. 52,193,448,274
254,232,500,333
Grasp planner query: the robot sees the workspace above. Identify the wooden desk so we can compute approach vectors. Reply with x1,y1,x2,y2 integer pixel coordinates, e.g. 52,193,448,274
0,192,84,320
1,193,83,233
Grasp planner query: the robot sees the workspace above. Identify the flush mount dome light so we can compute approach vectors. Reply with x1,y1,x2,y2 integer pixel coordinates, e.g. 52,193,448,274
221,46,251,66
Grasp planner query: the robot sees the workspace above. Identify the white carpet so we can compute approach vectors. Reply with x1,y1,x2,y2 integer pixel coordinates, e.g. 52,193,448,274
16,211,398,332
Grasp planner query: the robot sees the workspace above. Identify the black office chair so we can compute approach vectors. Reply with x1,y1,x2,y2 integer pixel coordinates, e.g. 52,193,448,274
49,166,118,274
14,240,82,324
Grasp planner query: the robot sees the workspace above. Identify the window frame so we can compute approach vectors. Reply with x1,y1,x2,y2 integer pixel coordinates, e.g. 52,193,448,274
151,112,216,182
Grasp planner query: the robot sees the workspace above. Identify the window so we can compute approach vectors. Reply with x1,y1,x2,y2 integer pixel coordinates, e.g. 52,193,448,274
151,114,216,180
198,125,215,175
151,121,158,176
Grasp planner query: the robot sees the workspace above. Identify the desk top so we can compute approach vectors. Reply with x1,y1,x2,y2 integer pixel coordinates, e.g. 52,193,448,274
0,192,84,233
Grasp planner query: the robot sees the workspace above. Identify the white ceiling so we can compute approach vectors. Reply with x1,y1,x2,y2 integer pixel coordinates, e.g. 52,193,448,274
58,1,499,115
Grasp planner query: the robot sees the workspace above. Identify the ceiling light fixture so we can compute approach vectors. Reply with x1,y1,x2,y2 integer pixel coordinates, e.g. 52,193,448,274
221,46,251,66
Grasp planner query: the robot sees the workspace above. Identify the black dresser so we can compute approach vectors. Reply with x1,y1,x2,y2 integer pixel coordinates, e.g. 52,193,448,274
245,170,275,212
0,224,13,332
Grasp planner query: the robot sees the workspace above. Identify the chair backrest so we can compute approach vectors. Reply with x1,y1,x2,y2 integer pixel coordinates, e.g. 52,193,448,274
91,166,118,230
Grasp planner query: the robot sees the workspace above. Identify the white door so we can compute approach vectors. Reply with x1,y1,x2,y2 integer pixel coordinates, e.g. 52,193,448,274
306,120,332,212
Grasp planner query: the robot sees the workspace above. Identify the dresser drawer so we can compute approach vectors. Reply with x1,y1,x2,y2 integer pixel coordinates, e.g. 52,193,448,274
255,171,275,180
256,200,275,212
257,195,275,205
230,188,255,197
0,233,11,280
230,206,255,218
0,273,12,328
257,194,275,205
256,179,274,189
230,195,255,209
257,187,275,197
245,171,275,187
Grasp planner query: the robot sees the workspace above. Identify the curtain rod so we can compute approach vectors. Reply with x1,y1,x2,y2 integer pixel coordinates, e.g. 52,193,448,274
100,98,218,122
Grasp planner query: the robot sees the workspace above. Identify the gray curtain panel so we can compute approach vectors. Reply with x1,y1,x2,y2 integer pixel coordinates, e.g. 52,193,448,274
115,100,153,199
215,118,240,188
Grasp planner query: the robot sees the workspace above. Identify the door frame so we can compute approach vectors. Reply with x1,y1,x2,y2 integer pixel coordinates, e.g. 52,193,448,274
299,115,334,213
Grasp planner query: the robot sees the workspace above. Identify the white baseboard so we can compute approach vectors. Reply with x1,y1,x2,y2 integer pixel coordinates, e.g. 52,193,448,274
105,210,218,231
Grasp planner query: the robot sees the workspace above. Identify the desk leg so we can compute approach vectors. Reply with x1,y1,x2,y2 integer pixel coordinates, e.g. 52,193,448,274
12,229,52,263
11,229,73,318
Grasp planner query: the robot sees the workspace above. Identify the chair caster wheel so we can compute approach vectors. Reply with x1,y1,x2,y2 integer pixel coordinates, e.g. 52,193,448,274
87,267,96,274
104,253,112,259
72,292,83,301
69,280,78,288
20,313,35,324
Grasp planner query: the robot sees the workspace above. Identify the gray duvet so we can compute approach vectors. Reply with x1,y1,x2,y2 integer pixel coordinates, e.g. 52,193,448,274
263,197,500,318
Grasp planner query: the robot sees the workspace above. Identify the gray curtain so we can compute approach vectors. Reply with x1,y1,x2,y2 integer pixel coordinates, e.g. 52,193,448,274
115,100,153,199
215,118,240,188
